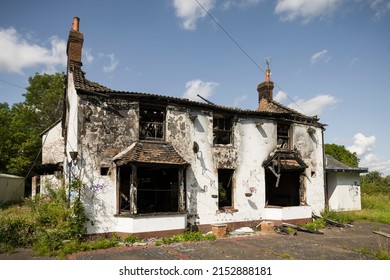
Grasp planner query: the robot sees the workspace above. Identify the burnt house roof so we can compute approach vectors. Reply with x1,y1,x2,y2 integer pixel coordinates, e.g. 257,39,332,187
70,66,324,127
325,154,368,173
113,141,188,166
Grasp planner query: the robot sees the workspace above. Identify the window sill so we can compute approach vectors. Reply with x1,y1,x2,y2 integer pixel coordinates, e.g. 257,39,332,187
114,211,187,218
213,144,235,148
216,207,238,214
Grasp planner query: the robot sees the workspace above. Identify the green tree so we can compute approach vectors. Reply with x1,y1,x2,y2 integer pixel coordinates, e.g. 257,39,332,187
0,103,12,173
364,171,383,184
325,143,359,168
1,73,65,176
24,72,65,130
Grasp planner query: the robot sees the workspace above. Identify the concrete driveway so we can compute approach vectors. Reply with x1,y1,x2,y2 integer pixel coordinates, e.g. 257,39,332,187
66,221,390,260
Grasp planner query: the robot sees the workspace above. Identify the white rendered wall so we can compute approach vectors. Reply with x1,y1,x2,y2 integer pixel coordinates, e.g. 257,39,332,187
327,172,361,211
41,122,64,165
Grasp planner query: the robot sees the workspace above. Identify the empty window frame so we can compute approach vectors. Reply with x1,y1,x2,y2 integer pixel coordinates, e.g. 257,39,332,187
218,169,234,208
277,123,291,149
213,114,233,145
137,166,179,214
118,165,182,215
139,106,165,140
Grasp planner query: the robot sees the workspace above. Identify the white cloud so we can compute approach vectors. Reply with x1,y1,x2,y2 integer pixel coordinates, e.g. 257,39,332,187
222,0,263,9
172,0,216,30
346,132,390,175
368,0,390,19
347,133,376,156
310,49,331,64
182,79,219,102
0,27,66,74
274,90,288,103
275,0,342,23
349,57,358,67
233,95,248,106
98,53,119,73
83,49,94,64
362,157,390,176
287,94,338,116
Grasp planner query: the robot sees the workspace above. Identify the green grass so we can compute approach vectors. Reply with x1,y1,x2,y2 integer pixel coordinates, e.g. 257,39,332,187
156,231,216,246
320,184,390,225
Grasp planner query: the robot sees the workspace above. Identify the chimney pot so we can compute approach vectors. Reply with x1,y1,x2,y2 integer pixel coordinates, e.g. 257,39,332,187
72,17,80,31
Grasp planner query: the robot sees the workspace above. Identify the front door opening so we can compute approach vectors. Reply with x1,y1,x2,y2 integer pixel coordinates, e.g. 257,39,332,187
218,169,234,208
265,169,301,207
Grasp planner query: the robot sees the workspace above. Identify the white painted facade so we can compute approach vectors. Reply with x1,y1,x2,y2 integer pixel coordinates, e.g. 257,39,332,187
327,172,362,211
57,78,326,235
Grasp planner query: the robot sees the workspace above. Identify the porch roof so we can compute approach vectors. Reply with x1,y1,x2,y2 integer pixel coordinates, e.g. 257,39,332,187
263,149,308,171
113,141,188,166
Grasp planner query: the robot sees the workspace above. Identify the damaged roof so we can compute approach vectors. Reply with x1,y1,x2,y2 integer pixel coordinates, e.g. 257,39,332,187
70,65,323,127
325,154,368,173
113,141,188,166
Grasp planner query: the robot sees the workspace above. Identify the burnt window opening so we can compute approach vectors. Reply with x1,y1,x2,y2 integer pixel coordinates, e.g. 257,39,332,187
218,169,234,208
100,167,109,176
277,123,291,149
137,166,179,214
118,165,182,215
265,169,302,207
213,114,233,145
139,106,165,140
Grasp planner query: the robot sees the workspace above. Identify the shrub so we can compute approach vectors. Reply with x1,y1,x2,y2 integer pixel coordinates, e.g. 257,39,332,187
124,235,142,244
0,182,89,257
301,219,326,231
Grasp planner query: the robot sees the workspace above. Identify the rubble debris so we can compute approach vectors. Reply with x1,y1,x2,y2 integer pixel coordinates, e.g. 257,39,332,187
229,227,255,236
282,222,324,235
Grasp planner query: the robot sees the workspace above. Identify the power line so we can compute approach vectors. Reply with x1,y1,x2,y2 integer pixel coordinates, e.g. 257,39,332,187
193,0,307,115
0,78,26,90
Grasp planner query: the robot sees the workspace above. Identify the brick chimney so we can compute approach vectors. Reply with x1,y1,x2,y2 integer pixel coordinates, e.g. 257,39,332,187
257,63,274,111
67,17,83,69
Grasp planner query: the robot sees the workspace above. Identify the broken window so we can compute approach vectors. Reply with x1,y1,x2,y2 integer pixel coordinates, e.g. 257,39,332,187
137,166,179,214
277,123,290,149
213,114,233,145
218,169,234,208
118,165,183,215
139,106,165,140
100,167,109,176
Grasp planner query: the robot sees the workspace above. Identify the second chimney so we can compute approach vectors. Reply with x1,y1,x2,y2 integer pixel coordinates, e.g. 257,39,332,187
257,66,274,111
67,17,83,69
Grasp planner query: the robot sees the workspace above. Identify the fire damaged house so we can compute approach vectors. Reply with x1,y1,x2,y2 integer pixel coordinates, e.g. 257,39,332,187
39,17,329,237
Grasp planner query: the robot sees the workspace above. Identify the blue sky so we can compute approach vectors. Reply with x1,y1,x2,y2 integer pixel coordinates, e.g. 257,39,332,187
1,0,389,175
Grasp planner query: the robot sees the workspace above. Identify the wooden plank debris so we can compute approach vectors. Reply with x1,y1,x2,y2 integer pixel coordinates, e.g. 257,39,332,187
373,231,390,239
282,222,324,235
312,214,349,228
